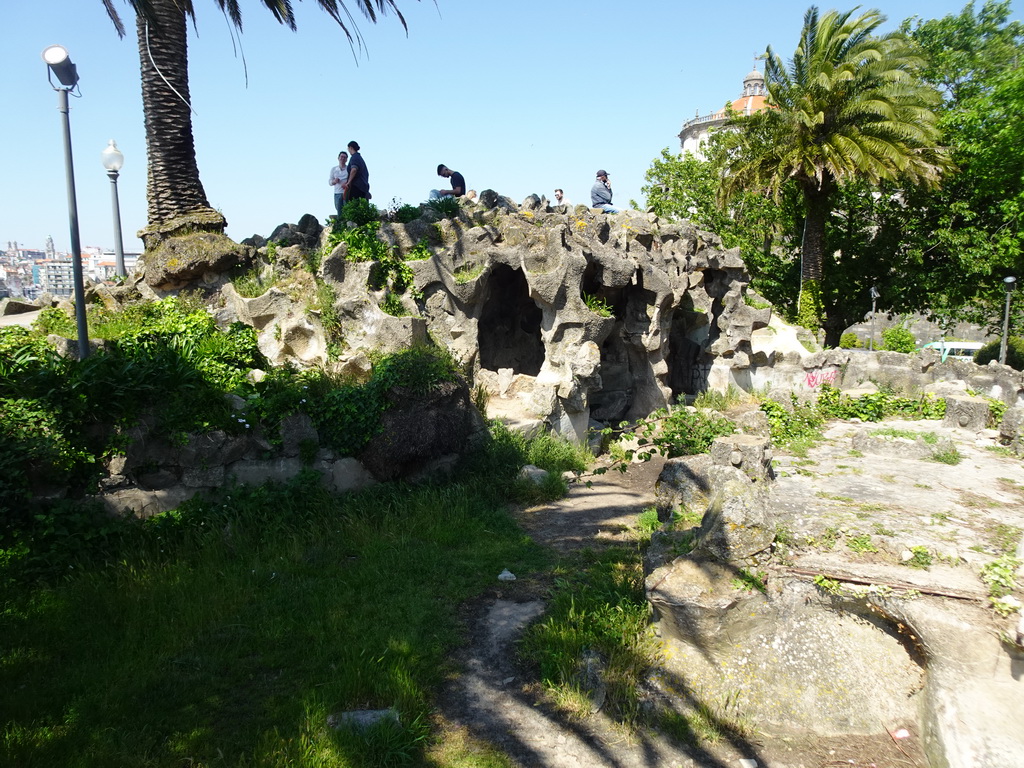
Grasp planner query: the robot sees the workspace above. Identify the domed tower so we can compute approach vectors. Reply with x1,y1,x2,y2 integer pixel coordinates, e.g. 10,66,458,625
678,65,769,159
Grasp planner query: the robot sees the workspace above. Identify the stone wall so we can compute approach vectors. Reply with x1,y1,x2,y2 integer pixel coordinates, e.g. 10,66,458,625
721,347,1024,406
93,378,481,518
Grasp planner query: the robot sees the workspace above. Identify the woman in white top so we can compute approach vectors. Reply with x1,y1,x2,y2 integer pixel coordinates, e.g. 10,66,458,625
329,151,349,216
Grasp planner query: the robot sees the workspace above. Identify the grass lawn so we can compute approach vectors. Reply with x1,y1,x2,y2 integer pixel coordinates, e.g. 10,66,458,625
0,429,569,768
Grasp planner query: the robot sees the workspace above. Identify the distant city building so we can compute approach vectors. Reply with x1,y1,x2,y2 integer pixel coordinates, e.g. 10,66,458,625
678,66,769,160
0,240,141,298
38,260,76,298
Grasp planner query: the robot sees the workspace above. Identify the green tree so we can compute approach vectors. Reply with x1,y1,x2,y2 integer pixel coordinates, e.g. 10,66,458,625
643,148,734,237
101,0,413,248
722,6,948,336
896,1,1024,332
902,0,1024,106
642,139,803,315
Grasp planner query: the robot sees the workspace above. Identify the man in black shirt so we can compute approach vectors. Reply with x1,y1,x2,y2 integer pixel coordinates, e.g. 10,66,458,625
436,164,466,197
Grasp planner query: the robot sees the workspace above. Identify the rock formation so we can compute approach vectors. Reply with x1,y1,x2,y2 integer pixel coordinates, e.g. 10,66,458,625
213,194,771,441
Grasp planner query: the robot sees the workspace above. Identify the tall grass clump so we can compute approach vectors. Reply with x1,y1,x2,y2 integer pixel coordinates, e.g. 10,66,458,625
692,384,747,412
462,423,591,504
520,548,659,726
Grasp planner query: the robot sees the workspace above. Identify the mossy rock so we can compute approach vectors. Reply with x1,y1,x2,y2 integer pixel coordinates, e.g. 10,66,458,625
144,232,252,290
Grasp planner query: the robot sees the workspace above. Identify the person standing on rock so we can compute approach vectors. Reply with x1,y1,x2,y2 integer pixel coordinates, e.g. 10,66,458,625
591,170,619,213
553,188,572,207
328,150,349,216
432,164,466,199
342,141,370,201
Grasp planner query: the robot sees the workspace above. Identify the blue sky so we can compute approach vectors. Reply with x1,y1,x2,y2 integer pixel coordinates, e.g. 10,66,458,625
2,0,1018,253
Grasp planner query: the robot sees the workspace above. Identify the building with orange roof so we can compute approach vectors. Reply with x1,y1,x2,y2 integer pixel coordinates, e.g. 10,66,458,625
678,66,769,159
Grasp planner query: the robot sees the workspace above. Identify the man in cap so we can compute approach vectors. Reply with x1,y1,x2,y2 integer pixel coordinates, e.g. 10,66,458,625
590,170,619,213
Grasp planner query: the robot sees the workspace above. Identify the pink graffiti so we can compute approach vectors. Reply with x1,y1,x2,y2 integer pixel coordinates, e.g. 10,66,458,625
805,369,838,388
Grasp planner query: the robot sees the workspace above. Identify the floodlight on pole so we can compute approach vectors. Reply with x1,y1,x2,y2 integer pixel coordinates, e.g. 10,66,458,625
42,44,89,357
102,140,126,277
42,44,79,88
1000,276,1016,365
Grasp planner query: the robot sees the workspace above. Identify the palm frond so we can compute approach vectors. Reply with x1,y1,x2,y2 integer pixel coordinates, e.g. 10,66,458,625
102,0,127,38
110,0,415,51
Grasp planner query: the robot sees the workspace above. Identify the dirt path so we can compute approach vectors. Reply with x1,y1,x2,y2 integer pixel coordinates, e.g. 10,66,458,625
437,455,724,768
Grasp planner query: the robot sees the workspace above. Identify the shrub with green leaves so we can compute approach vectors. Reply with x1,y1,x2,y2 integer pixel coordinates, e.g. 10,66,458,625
340,197,380,227
332,221,392,263
1,300,270,521
815,383,945,422
658,407,735,457
378,291,409,317
230,264,277,298
33,306,76,337
582,292,613,317
881,325,916,353
395,203,422,223
975,337,1024,370
795,279,823,329
425,195,461,219
760,395,824,450
405,239,433,261
839,332,862,349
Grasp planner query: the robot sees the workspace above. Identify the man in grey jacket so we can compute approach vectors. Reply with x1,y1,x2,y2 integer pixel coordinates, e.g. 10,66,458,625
590,170,619,213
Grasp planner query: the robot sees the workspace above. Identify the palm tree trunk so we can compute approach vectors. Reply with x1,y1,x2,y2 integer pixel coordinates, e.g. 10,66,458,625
800,187,829,285
135,0,226,248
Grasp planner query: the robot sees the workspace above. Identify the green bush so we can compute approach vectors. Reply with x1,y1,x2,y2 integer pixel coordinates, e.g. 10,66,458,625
760,395,824,451
334,221,392,263
231,264,277,298
379,291,409,317
658,407,735,457
839,332,862,349
340,197,380,227
881,325,916,353
582,292,613,317
395,204,422,223
815,383,945,422
405,239,433,261
796,279,823,329
425,196,461,219
33,307,76,337
974,337,1024,370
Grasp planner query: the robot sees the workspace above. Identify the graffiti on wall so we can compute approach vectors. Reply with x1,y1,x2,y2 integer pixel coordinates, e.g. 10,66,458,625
805,368,838,388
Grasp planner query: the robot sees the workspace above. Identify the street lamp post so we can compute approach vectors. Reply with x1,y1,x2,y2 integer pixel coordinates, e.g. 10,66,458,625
1000,276,1016,365
868,285,880,351
42,44,89,358
101,140,126,277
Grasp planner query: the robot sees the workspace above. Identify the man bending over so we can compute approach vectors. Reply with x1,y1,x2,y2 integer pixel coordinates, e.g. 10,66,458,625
434,164,466,197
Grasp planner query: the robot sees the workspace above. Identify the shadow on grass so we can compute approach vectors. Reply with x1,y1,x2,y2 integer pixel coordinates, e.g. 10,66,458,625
435,460,770,768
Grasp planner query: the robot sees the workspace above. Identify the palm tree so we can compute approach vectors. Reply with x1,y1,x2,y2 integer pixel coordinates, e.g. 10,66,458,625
722,6,948,327
101,0,412,248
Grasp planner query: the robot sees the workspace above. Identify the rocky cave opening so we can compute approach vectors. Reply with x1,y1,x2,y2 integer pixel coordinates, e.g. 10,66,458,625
478,264,544,376
581,260,626,317
668,299,712,400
